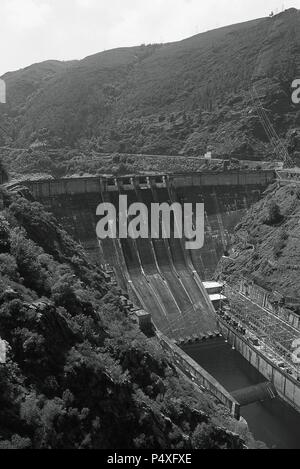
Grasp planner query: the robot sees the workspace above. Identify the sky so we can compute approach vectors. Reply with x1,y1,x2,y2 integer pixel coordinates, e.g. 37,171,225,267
0,0,300,76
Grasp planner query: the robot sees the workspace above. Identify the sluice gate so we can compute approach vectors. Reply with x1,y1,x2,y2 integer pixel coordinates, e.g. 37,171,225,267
232,382,277,407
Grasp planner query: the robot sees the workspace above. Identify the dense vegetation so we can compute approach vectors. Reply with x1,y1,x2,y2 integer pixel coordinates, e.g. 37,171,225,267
0,146,221,180
1,145,254,180
0,185,264,449
1,9,300,169
216,182,300,311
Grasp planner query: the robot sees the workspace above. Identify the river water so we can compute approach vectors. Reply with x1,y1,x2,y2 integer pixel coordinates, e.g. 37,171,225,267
183,339,300,449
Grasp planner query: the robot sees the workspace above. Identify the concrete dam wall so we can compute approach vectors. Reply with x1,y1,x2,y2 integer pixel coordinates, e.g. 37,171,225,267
15,170,275,340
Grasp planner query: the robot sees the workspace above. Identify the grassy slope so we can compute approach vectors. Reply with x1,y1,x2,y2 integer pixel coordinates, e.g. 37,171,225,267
2,60,76,111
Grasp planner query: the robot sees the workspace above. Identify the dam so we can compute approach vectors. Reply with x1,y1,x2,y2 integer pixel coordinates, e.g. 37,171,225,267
10,169,275,340
9,168,300,446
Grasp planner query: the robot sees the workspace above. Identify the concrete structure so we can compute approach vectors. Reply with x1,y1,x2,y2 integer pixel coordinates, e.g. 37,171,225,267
203,281,224,295
219,319,300,414
203,282,226,309
129,309,152,330
158,332,241,419
6,170,275,339
209,293,227,309
239,278,300,331
232,382,277,407
7,169,275,196
8,169,275,280
277,168,300,184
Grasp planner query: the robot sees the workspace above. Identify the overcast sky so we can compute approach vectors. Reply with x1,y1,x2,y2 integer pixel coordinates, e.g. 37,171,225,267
0,0,299,76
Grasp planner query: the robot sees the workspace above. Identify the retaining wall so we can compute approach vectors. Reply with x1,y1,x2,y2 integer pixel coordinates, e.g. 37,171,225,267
11,170,275,199
157,332,240,419
220,320,300,414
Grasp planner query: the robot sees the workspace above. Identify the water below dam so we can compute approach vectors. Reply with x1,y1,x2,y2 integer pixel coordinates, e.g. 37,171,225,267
183,339,300,449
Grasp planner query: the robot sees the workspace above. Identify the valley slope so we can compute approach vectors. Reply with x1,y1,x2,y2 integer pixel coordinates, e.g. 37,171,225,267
1,9,300,164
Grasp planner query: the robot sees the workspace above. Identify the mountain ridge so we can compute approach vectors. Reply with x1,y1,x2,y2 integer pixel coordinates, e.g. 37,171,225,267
1,8,300,165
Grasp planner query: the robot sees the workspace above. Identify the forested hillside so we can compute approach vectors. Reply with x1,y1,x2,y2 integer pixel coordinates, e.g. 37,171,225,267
1,8,300,165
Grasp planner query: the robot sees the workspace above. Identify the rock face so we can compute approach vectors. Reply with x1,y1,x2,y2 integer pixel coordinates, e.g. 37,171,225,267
1,9,300,162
